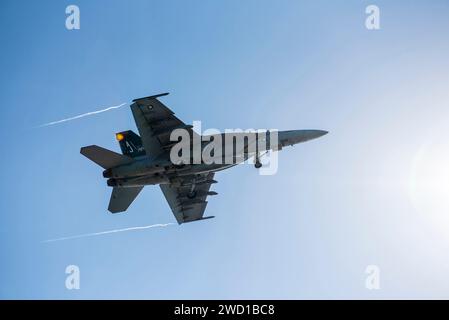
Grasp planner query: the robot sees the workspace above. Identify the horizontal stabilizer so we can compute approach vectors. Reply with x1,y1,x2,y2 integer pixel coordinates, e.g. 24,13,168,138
80,145,133,169
108,186,143,213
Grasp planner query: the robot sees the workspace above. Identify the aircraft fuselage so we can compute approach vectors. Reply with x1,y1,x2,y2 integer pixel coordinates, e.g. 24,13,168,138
105,129,327,188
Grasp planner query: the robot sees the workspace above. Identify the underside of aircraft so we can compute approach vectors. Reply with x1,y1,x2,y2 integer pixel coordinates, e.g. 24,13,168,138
81,93,327,224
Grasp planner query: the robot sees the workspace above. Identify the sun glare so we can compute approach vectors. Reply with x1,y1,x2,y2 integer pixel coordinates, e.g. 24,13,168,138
409,133,449,234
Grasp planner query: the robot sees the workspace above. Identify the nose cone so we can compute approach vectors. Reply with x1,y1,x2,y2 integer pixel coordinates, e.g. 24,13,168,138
307,130,329,139
278,129,328,147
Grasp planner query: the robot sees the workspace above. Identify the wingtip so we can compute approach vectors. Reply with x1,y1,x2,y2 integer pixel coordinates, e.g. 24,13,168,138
132,92,169,102
180,215,215,224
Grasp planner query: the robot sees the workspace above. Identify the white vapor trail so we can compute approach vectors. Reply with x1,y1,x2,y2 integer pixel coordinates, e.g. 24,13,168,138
37,102,128,127
42,223,174,243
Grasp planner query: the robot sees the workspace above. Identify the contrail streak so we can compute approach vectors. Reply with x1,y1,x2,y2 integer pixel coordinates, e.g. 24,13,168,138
42,223,174,243
37,102,128,128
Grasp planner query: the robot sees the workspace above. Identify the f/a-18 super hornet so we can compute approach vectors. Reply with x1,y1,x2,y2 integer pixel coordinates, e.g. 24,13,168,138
80,93,327,224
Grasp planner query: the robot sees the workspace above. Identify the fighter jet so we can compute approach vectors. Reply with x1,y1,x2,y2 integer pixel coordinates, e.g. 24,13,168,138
80,93,327,224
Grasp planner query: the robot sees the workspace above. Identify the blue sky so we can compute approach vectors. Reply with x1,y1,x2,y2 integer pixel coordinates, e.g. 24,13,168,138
1,0,449,299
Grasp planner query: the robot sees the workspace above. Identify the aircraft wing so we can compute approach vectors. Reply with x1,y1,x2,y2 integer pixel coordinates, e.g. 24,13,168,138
130,93,199,158
160,172,216,224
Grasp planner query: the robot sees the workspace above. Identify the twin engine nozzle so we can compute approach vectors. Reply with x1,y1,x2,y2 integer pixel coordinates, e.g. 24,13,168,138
106,174,169,187
102,159,168,179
